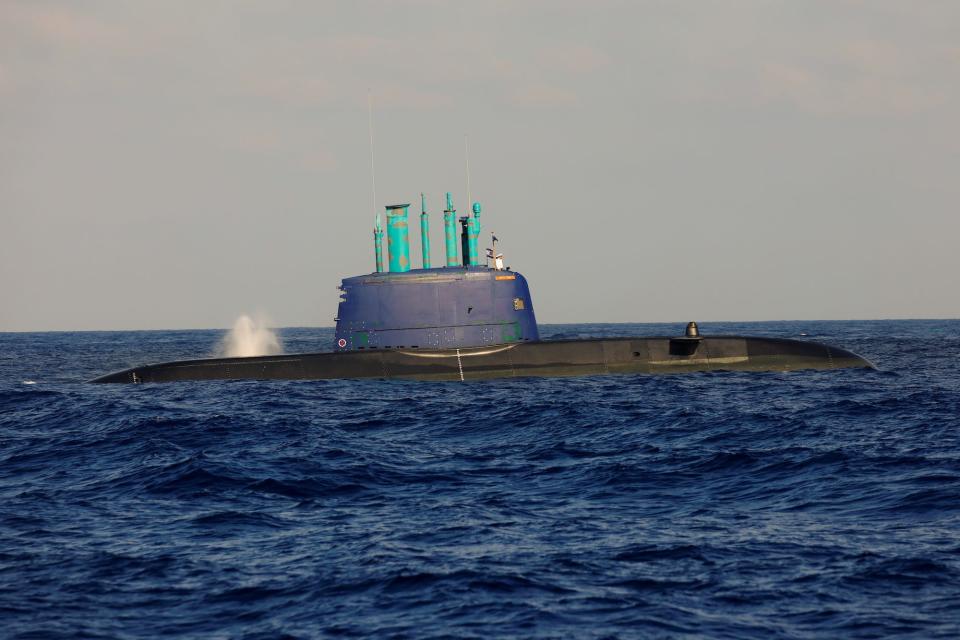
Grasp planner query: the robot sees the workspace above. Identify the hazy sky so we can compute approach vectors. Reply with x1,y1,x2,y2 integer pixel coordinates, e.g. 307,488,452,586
2,1,958,331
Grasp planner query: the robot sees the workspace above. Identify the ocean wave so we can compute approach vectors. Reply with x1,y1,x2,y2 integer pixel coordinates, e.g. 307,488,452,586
2,320,960,638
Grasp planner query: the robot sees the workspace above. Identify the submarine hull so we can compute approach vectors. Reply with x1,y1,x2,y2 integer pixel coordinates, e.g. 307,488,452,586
91,336,873,383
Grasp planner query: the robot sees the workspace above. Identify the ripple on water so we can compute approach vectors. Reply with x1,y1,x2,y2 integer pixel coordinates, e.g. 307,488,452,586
1,321,960,638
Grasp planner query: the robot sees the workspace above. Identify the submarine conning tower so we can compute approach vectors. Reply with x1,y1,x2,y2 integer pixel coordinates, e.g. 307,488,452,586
334,193,539,351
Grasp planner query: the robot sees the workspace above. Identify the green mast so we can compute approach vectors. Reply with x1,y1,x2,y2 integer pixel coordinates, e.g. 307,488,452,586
469,202,481,266
420,193,431,269
386,203,411,272
373,215,384,273
443,192,458,267
460,202,482,266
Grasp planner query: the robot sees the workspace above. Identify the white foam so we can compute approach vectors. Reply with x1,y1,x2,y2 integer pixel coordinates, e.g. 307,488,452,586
22,380,36,385
218,314,283,358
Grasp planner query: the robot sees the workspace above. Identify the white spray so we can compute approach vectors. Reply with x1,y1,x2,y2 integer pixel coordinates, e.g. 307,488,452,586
218,314,283,358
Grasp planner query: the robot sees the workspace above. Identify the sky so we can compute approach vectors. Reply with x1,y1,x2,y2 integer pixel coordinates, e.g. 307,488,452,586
2,0,958,331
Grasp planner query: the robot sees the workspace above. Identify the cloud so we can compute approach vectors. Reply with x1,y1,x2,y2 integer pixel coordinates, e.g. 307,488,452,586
375,86,454,109
244,75,336,107
231,30,485,110
536,44,611,74
0,64,10,96
751,40,953,116
509,84,579,107
1,3,127,51
678,31,957,118
300,148,338,172
322,34,392,60
206,118,339,172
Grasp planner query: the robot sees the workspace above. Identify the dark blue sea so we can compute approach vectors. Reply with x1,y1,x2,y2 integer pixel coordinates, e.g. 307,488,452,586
2,320,959,639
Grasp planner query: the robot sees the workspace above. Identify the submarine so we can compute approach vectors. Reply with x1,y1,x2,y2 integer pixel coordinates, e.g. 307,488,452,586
92,192,873,383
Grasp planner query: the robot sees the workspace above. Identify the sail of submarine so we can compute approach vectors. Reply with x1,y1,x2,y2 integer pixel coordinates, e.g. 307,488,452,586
91,192,873,383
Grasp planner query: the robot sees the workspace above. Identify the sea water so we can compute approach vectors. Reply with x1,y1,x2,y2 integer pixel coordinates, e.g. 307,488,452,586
1,321,959,638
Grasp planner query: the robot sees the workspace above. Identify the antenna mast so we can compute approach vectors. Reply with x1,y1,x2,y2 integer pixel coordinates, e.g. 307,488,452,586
369,93,384,272
464,134,472,208
368,93,378,227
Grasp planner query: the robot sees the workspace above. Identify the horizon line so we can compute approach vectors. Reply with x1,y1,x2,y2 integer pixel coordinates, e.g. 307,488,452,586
1,317,958,334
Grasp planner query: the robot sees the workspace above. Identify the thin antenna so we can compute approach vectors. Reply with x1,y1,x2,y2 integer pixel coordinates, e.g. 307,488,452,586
464,134,472,208
368,92,378,228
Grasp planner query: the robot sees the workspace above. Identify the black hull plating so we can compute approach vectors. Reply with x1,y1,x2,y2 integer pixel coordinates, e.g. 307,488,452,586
91,336,873,383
